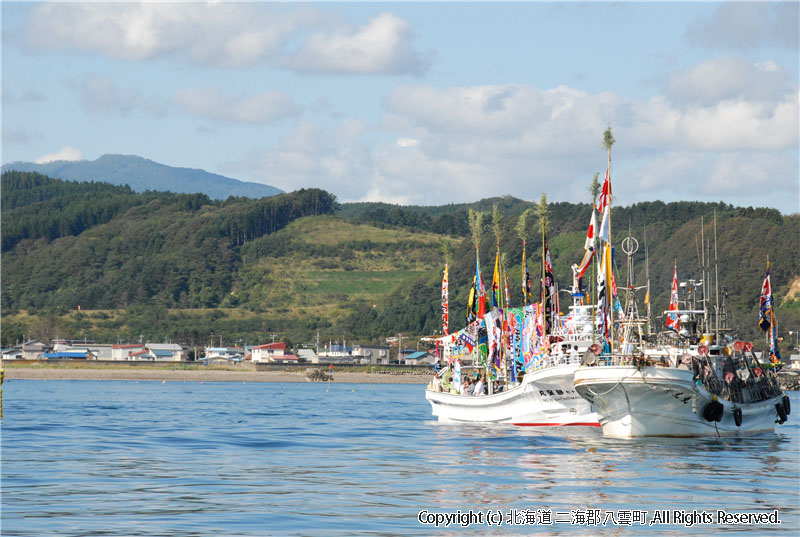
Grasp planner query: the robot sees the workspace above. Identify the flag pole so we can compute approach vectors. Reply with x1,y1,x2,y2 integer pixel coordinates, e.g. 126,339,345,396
603,127,615,353
592,204,597,345
541,216,547,344
522,239,527,306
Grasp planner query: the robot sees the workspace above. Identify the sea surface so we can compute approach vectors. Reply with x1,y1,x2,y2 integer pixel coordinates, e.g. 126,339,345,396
1,380,798,537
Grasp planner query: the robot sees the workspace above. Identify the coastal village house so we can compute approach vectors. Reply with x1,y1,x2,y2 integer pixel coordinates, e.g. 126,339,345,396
110,343,185,361
202,347,246,364
296,348,319,363
402,351,436,366
20,341,50,360
251,342,298,363
54,340,112,360
111,344,146,361
351,344,391,365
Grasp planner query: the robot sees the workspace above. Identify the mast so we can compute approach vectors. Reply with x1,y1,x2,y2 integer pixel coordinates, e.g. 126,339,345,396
603,126,615,352
644,227,652,336
491,204,504,393
714,211,720,344
700,216,708,335
468,209,484,375
537,193,550,341
589,172,600,346
592,211,597,345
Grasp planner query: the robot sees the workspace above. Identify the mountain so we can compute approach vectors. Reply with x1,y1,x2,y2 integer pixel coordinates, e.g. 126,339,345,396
1,154,282,200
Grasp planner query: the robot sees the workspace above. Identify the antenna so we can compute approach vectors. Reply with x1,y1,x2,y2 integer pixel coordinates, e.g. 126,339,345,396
700,215,708,334
714,211,720,342
620,236,645,353
643,225,652,335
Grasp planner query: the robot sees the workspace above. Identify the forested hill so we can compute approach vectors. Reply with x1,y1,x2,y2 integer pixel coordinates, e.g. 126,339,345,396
1,171,798,349
340,199,799,341
2,171,336,311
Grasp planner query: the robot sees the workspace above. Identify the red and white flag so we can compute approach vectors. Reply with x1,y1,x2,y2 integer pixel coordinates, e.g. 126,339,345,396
584,208,597,251
597,166,611,214
598,205,610,244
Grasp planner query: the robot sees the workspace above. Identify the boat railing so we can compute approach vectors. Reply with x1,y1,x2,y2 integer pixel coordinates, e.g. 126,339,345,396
588,351,782,404
527,353,583,371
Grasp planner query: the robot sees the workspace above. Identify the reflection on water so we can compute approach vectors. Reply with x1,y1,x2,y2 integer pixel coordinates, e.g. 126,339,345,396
1,381,798,536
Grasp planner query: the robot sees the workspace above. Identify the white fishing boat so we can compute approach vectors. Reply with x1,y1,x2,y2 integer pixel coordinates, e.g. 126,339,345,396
426,356,598,426
573,219,790,437
424,203,599,428
574,343,789,438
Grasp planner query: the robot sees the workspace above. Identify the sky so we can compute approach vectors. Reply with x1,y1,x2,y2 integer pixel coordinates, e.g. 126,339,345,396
2,1,798,213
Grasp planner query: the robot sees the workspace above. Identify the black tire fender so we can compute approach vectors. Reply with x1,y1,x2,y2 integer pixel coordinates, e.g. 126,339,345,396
702,400,724,422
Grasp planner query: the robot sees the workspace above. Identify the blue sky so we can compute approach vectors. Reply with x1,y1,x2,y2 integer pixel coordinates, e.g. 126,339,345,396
2,2,798,213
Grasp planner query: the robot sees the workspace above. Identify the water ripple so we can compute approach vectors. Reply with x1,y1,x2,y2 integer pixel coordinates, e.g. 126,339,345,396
1,380,797,536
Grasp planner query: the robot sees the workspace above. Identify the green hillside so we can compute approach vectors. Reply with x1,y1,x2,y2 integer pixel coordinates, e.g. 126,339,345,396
1,171,798,351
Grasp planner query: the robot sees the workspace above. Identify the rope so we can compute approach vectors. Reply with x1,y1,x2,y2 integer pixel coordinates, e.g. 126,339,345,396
587,376,625,397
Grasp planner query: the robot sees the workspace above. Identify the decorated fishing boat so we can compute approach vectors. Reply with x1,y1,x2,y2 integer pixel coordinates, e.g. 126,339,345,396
571,140,789,438
573,340,789,438
424,204,599,427
426,356,595,425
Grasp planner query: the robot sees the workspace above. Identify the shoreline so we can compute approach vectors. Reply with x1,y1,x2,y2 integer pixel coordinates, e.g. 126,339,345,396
1,367,430,384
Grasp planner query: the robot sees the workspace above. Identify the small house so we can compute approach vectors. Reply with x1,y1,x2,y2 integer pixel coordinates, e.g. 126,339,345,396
403,351,436,366
146,343,186,362
112,344,146,361
251,342,286,363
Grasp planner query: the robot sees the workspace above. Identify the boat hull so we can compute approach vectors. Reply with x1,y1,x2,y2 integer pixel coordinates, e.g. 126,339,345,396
574,365,784,438
426,364,599,426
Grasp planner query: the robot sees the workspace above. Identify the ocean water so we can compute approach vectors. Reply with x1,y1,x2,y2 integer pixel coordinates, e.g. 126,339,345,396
1,380,797,537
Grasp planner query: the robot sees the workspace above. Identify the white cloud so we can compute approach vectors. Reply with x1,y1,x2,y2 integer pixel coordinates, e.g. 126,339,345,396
20,3,429,74
2,88,46,105
629,150,797,208
172,88,300,124
674,94,799,152
686,3,799,50
22,3,306,67
2,125,42,145
396,138,419,147
35,146,84,164
661,57,793,106
214,52,797,211
80,75,165,117
282,13,432,75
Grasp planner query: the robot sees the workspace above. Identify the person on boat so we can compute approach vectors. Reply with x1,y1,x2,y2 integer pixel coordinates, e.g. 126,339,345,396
473,375,485,396
569,345,579,363
432,374,442,392
493,379,504,393
558,345,569,364
462,377,474,395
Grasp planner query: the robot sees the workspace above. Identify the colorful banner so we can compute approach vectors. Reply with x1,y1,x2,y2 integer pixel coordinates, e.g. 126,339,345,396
522,243,533,305
759,260,781,364
541,239,555,337
441,264,449,335
666,264,679,332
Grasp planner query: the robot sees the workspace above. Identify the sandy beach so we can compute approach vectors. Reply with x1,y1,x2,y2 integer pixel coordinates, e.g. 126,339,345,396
2,366,430,384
